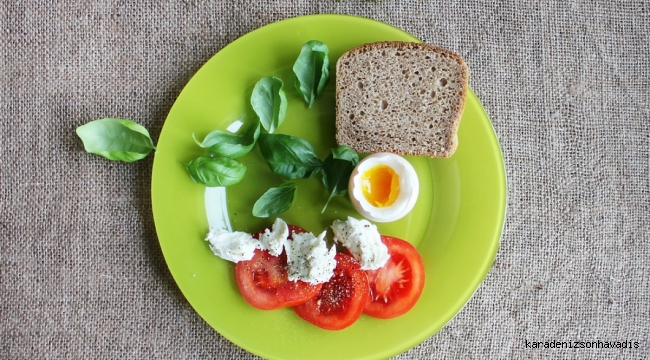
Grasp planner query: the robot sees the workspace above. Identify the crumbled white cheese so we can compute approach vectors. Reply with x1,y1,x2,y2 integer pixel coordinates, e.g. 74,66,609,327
258,218,289,256
331,216,390,270
205,228,261,262
284,230,336,285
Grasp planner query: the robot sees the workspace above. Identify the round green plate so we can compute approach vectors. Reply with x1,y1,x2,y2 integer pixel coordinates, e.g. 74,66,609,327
152,14,506,360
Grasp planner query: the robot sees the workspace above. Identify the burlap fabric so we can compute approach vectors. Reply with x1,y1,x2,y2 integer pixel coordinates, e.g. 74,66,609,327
1,1,648,359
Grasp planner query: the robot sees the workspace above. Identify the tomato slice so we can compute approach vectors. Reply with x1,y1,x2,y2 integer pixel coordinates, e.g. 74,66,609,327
363,235,425,319
235,225,322,310
293,253,369,330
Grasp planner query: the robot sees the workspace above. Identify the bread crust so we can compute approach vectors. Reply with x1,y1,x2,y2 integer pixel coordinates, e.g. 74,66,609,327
335,41,469,158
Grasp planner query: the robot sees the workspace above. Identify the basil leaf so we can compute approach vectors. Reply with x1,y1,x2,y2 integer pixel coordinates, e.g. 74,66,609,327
251,76,287,133
252,182,297,218
293,40,330,108
320,145,359,213
330,145,360,164
185,156,246,187
258,133,323,180
75,118,155,162
193,119,260,158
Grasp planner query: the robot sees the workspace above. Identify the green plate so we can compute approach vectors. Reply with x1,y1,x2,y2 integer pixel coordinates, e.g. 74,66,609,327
152,14,506,360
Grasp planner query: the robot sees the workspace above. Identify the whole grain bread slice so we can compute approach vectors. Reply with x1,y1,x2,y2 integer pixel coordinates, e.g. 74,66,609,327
335,42,469,158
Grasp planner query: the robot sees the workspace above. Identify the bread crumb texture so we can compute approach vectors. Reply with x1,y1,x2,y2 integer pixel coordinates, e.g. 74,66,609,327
335,42,469,158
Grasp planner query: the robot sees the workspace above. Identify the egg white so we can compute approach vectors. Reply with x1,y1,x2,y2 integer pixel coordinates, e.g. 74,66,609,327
348,153,419,222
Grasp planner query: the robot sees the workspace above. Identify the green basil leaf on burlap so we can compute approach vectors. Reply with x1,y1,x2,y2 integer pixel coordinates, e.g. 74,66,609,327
75,118,155,162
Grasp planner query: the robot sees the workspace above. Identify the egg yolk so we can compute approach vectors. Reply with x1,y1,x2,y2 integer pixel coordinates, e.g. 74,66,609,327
361,165,400,207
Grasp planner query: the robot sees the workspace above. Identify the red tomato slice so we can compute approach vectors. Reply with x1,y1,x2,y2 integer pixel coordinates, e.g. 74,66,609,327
293,253,369,330
363,235,425,319
235,225,322,310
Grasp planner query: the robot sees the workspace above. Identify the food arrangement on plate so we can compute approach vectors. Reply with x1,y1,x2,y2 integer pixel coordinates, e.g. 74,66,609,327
142,14,506,360
187,40,470,330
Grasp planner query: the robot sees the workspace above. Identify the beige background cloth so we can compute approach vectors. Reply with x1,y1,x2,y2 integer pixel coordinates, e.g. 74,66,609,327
1,1,648,359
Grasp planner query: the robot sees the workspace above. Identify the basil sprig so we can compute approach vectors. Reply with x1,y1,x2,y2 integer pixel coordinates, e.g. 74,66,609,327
256,133,359,215
252,182,297,218
320,146,359,213
251,76,287,133
75,118,155,162
193,119,260,159
185,156,246,187
258,133,323,180
293,40,330,108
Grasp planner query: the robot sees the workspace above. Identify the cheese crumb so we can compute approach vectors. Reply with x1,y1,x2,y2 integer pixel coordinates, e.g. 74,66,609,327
331,216,390,270
205,228,261,262
284,230,336,285
259,218,289,256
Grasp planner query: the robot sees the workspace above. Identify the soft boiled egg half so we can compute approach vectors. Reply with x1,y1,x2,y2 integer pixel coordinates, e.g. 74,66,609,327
348,153,419,222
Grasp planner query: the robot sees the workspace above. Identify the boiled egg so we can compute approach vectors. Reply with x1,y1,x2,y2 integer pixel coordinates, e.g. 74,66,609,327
348,153,419,222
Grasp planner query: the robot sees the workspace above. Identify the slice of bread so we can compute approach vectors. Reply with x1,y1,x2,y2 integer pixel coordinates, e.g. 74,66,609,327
335,42,469,158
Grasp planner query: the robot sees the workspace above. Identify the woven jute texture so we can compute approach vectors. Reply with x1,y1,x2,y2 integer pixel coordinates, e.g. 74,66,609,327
1,1,648,359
